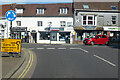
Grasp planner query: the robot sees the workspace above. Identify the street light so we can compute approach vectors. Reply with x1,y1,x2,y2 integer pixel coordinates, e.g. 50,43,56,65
48,22,52,44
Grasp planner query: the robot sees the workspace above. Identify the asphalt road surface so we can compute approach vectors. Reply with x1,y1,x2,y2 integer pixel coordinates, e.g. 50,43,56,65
22,44,118,78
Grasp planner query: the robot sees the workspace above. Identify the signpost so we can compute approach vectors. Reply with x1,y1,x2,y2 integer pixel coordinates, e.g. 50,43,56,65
5,10,17,38
1,39,21,57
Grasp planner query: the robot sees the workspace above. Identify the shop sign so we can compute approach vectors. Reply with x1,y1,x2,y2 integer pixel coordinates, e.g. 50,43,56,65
104,27,120,31
1,39,21,52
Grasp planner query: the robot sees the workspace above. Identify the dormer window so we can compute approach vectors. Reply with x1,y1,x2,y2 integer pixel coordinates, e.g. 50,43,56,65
111,6,117,10
15,8,23,14
37,8,45,14
60,8,68,14
83,5,89,9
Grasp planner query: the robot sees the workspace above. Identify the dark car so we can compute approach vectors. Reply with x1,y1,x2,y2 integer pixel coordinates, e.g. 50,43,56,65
83,34,109,45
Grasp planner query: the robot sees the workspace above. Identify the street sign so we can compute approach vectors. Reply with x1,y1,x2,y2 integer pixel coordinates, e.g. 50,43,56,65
5,10,17,21
1,39,21,52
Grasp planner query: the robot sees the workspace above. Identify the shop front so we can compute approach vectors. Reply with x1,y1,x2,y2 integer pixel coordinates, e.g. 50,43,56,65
74,27,104,44
38,27,72,44
103,27,120,41
12,27,29,43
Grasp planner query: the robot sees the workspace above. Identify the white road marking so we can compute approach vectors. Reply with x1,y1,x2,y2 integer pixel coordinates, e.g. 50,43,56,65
70,48,80,50
94,55,116,67
69,48,88,53
29,48,34,50
43,45,51,46
37,48,44,49
79,48,88,53
47,48,55,50
58,48,66,49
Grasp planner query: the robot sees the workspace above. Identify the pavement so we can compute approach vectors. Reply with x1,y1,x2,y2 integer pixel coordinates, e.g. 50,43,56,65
1,48,28,79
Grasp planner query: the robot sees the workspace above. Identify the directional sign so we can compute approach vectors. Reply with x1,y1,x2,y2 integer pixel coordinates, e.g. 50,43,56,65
5,10,17,21
1,39,21,52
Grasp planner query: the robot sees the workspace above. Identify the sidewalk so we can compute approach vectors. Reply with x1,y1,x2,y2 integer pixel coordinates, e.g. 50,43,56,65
1,48,27,79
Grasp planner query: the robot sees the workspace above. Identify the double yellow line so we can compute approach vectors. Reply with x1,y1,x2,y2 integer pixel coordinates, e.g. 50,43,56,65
17,51,33,80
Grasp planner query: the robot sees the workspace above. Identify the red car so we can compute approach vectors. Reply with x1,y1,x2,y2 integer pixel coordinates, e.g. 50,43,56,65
83,34,109,45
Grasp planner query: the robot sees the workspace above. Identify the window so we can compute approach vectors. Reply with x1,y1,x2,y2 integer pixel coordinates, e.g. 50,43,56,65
60,8,68,14
38,21,43,26
15,8,23,14
111,6,117,10
112,16,116,25
37,9,45,14
82,15,96,26
39,32,50,40
83,5,89,9
97,35,101,39
102,35,107,38
16,21,21,26
60,21,66,27
67,22,73,27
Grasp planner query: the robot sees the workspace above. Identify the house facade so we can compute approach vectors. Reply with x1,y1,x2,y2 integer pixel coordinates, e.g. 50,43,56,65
73,2,120,43
1,3,74,44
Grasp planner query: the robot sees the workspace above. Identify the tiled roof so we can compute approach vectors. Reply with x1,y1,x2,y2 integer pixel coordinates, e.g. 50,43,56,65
1,3,73,17
74,2,120,10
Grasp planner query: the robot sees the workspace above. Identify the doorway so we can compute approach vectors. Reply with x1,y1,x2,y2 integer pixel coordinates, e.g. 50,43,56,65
31,33,37,43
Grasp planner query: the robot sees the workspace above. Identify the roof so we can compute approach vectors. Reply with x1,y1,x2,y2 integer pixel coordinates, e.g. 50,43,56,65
74,2,120,10
1,3,73,17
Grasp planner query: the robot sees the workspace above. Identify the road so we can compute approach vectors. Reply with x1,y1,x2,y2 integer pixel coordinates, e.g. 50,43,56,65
22,44,118,78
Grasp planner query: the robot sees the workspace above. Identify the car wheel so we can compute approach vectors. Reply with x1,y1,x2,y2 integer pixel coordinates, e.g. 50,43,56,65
105,41,109,46
91,41,95,46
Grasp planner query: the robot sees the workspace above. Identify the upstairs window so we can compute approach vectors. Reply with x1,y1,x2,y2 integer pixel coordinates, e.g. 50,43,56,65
83,5,89,9
38,21,43,26
37,8,45,14
16,21,21,26
111,6,117,10
82,15,96,26
15,8,23,14
112,16,116,25
60,8,68,14
60,21,66,27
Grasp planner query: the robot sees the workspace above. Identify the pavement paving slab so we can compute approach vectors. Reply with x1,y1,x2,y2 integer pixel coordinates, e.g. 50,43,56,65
2,49,26,79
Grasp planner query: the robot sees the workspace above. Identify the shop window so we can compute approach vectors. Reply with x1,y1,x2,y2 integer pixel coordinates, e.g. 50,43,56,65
112,16,116,25
59,33,65,41
39,32,50,40
60,21,66,27
16,21,21,26
82,15,96,26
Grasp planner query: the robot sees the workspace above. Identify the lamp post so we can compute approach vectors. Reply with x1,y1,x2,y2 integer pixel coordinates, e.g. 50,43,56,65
48,22,52,44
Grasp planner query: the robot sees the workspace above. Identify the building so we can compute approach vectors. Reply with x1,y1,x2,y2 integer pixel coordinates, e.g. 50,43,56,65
1,3,74,44
73,2,120,43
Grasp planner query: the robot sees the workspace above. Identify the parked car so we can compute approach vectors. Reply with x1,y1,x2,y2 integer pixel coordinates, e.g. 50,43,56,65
83,34,109,45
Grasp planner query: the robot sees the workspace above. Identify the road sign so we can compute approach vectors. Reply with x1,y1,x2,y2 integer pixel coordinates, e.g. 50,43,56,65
5,10,17,21
1,39,21,52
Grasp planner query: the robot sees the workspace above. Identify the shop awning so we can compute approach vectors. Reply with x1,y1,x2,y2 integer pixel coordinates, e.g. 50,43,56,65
74,27,84,30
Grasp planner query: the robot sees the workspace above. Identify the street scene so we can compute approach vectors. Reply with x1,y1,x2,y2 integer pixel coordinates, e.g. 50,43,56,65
0,0,120,80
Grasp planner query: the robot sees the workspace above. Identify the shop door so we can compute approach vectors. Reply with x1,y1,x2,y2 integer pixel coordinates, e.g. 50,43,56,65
31,33,37,43
50,31,57,41
65,33,70,43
